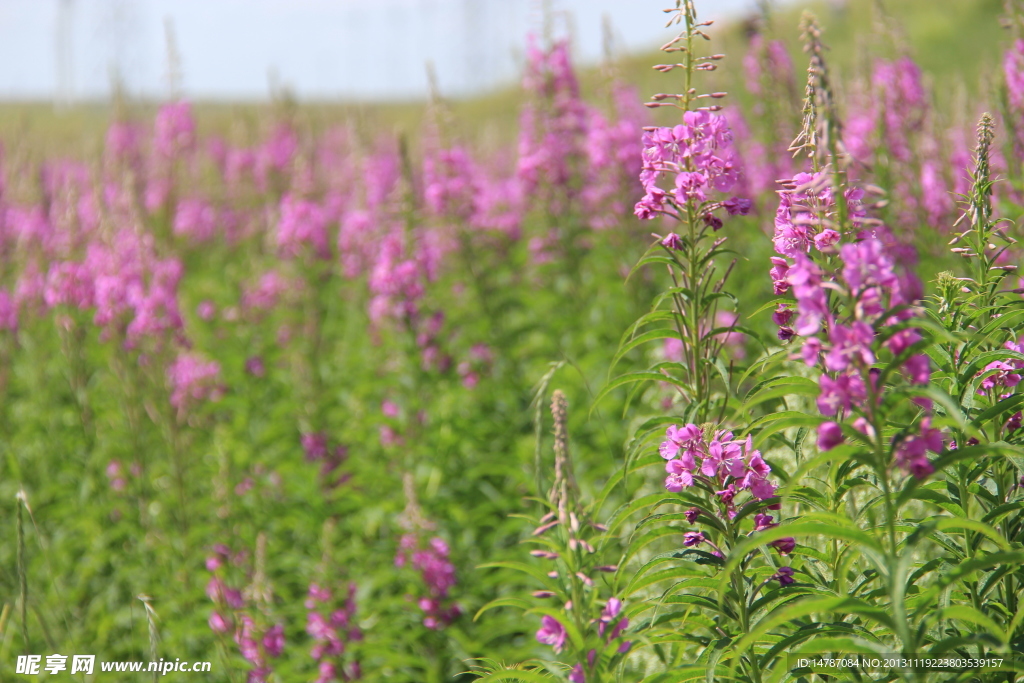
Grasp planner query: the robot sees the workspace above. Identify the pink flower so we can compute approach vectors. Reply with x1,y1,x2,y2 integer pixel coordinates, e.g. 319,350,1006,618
683,531,706,547
174,199,219,243
771,303,794,327
599,597,624,638
154,101,196,157
536,615,567,653
817,373,866,416
665,459,694,492
245,356,265,378
769,257,790,295
167,353,222,412
277,195,331,260
895,418,943,479
770,537,795,555
817,422,844,451
772,566,795,586
978,361,1022,394
197,300,216,320
209,612,231,634
661,233,684,250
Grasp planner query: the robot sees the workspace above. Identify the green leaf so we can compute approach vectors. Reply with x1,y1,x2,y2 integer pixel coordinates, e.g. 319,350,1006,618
939,605,1007,644
623,567,708,598
593,369,688,413
473,668,559,682
734,596,897,657
474,597,533,621
611,328,683,371
639,666,732,683
478,562,561,591
743,411,825,447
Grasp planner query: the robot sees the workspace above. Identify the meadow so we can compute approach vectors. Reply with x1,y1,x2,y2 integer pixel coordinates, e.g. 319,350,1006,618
1,0,1024,681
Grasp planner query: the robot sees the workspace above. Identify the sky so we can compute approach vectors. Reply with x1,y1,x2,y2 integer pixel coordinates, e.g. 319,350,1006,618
0,0,758,102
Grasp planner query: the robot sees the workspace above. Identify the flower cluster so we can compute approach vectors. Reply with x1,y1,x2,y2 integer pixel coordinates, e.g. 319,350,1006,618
456,343,493,389
515,36,649,235
871,57,928,165
167,352,222,413
535,597,631,683
236,617,285,683
204,545,285,683
787,237,940,477
978,340,1024,397
1005,39,1024,157
423,146,478,221
517,37,588,206
154,101,196,159
306,582,362,682
659,425,776,507
277,194,332,261
39,229,187,349
395,535,460,630
301,432,351,490
635,110,748,224
771,171,868,266
173,199,221,244
367,231,437,325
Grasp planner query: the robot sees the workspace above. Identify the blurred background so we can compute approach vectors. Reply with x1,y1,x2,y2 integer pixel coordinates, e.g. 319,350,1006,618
0,0,1005,155
0,0,760,102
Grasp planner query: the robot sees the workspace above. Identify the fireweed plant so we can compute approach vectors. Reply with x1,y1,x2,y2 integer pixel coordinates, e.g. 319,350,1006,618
473,391,633,683
478,4,1024,683
5,2,1024,682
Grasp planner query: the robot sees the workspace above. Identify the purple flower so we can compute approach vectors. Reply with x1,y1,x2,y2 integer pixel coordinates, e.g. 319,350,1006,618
817,422,844,451
772,566,795,586
813,229,840,250
724,196,752,216
245,356,266,378
636,111,744,220
895,417,943,479
167,353,222,412
661,233,684,250
904,354,931,385
154,101,196,157
277,195,331,260
1006,39,1024,111
683,531,706,547
262,625,285,658
788,254,829,336
817,373,866,416
824,322,876,372
840,240,900,296
745,476,776,500
770,537,795,555
664,459,694,492
800,337,822,366
209,612,231,634
302,433,329,461
887,329,921,356
595,598,629,644
978,361,1022,394
771,303,794,327
174,199,219,244
536,615,567,653
770,257,790,295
